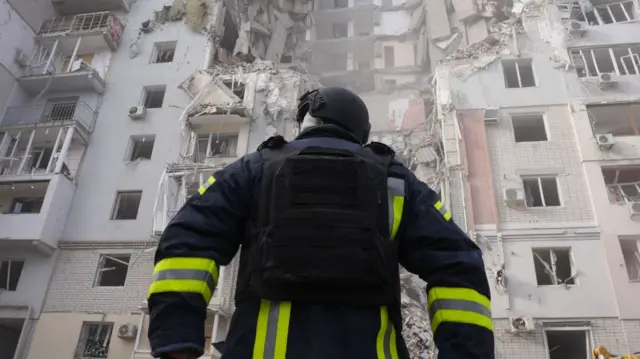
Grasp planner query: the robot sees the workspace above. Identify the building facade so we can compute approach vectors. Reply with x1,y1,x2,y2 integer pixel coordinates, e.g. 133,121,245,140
434,0,640,356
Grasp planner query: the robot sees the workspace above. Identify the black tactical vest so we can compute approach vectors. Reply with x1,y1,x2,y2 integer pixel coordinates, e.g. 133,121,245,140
235,136,401,306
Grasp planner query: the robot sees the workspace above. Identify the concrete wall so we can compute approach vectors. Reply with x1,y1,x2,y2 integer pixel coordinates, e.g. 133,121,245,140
5,0,56,33
62,1,209,242
44,248,153,313
485,105,594,229
0,250,58,319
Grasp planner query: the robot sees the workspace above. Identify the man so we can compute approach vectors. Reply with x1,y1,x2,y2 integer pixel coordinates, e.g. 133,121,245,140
147,87,494,359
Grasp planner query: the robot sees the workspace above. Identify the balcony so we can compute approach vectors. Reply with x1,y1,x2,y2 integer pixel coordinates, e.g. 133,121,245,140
0,176,75,254
37,12,123,51
52,0,131,16
0,125,87,180
1,101,96,133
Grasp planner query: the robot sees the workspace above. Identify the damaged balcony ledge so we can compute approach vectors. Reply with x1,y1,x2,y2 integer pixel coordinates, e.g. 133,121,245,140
37,12,124,51
1,102,97,137
18,70,106,95
187,106,251,126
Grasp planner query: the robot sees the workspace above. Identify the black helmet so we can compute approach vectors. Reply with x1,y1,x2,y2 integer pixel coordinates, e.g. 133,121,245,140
296,87,371,144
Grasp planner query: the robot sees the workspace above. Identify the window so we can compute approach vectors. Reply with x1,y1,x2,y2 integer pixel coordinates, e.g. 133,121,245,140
128,135,155,161
75,322,114,359
502,59,536,88
544,328,591,359
620,237,640,281
532,248,576,285
588,102,640,136
197,133,238,160
152,41,176,63
384,46,395,68
111,191,142,220
333,22,348,38
45,97,79,122
0,260,25,291
595,1,637,24
602,167,640,203
570,45,640,78
94,254,130,287
10,198,44,214
222,80,246,99
523,177,561,207
512,114,548,142
143,86,166,109
29,147,53,171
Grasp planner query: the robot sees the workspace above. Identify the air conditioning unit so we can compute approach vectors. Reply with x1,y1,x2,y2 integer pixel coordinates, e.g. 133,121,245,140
14,49,29,68
567,20,587,37
628,202,640,220
598,73,618,89
128,105,146,120
504,187,525,207
595,133,614,150
509,316,535,332
117,323,138,340
484,108,500,123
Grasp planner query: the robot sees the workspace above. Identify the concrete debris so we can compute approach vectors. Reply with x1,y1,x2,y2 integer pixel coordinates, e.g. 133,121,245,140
400,268,436,359
154,0,209,32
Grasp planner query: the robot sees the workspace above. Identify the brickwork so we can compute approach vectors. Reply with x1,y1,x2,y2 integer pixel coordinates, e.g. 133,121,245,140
485,106,595,226
43,248,154,313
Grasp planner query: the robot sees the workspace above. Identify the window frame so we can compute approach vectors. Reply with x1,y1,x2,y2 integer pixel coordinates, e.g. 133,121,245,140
142,86,167,109
0,259,26,291
542,326,593,359
93,254,131,287
127,134,156,161
151,41,177,64
511,113,550,143
196,132,239,160
502,59,537,88
75,321,115,359
532,247,578,286
110,190,143,220
522,176,562,208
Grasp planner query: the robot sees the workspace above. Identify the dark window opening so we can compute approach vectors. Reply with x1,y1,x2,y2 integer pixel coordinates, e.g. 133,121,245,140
0,260,25,291
143,86,166,109
533,248,576,286
129,135,155,161
111,191,142,220
523,177,561,207
512,114,548,142
10,197,44,213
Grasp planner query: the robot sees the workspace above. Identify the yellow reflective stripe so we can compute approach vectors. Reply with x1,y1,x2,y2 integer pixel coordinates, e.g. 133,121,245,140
147,279,213,303
427,287,491,309
434,200,452,221
387,178,405,241
430,309,494,333
153,257,219,284
376,306,399,359
427,287,493,333
253,300,292,359
198,175,216,195
391,196,404,240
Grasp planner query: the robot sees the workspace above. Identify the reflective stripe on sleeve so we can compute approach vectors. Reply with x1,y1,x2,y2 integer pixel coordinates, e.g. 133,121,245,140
427,287,493,333
253,300,292,359
198,175,216,195
147,257,219,303
376,306,399,359
434,200,452,221
387,178,405,241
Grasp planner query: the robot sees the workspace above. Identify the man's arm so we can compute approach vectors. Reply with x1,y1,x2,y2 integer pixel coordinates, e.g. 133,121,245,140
396,169,494,359
147,155,257,358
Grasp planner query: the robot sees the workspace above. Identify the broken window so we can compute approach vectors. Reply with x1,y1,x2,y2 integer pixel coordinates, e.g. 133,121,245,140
558,2,599,25
333,22,348,38
602,167,640,203
595,1,637,24
532,248,576,285
570,45,640,77
10,197,44,214
111,191,142,220
511,113,548,142
222,80,246,99
619,237,640,281
545,329,591,359
502,59,536,88
152,41,176,63
143,86,166,109
28,147,53,171
76,322,114,359
588,102,640,136
384,46,395,68
197,133,238,160
94,254,130,287
523,177,561,207
128,135,155,161
334,0,348,9
0,260,25,291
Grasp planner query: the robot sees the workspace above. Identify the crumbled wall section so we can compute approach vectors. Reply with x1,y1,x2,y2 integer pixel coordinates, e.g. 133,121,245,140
43,246,153,313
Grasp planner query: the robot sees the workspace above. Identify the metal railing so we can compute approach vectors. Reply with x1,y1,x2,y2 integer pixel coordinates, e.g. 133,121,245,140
1,101,96,132
38,11,123,44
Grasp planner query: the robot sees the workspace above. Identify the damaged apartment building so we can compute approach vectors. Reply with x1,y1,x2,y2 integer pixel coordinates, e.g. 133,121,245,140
432,0,640,355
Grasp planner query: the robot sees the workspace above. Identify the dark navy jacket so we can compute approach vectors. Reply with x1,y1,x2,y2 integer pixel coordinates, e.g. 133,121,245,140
148,125,495,359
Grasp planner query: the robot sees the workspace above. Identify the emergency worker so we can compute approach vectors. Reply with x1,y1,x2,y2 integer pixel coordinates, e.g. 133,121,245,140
147,87,495,359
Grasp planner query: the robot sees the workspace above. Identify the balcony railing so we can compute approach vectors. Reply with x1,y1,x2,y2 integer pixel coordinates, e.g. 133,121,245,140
1,101,96,132
38,11,123,44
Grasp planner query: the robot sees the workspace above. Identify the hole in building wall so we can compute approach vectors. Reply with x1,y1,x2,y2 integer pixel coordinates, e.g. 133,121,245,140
95,254,131,287
512,114,548,142
545,329,590,359
532,248,576,285
219,9,239,54
222,80,246,99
